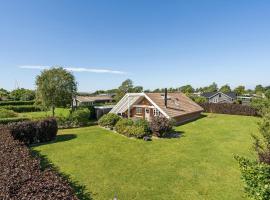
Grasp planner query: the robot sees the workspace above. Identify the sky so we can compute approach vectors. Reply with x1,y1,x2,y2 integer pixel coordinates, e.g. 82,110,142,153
0,0,270,92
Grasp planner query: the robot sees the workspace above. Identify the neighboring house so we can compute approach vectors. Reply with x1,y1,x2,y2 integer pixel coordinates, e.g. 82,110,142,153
110,91,203,125
73,95,113,107
200,92,237,103
94,105,115,119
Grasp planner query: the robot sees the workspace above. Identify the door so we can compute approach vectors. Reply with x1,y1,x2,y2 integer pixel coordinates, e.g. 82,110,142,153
145,108,150,121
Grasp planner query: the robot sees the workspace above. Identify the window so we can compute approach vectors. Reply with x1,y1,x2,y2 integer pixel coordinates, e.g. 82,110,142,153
136,107,143,114
153,109,160,116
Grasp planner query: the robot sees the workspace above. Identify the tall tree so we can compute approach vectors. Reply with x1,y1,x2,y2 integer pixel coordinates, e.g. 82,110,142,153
36,67,77,116
0,88,9,100
10,88,35,101
234,85,245,95
179,85,194,94
219,84,231,93
255,85,265,94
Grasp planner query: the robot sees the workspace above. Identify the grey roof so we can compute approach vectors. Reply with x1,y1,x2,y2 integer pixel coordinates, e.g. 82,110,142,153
201,92,237,99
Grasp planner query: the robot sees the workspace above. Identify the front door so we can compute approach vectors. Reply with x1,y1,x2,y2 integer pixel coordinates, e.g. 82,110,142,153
145,108,150,121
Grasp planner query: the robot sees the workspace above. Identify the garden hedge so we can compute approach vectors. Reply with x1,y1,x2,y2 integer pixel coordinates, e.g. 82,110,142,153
0,127,78,200
8,118,58,145
0,117,30,125
200,103,259,116
0,100,35,106
2,105,42,112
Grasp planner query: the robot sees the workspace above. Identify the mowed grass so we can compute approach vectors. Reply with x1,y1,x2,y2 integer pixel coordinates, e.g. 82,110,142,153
20,108,70,119
33,113,259,200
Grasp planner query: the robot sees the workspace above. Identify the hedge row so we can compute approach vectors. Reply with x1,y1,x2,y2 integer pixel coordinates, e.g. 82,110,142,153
0,127,78,199
0,117,30,125
0,100,35,106
2,105,42,112
8,118,58,145
200,103,259,116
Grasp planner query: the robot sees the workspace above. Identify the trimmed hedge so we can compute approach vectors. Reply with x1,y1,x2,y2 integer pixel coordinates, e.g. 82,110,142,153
200,103,259,116
0,127,78,199
2,105,42,113
0,117,30,125
0,100,35,106
8,118,58,145
0,108,18,118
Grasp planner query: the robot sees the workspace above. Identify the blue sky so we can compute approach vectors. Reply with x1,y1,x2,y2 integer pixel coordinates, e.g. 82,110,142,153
0,0,270,92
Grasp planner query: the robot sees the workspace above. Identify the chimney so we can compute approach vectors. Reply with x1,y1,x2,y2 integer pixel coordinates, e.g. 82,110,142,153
165,88,168,108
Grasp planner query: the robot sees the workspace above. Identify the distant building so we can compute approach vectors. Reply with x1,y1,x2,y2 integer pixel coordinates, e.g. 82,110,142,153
73,95,113,107
200,92,237,104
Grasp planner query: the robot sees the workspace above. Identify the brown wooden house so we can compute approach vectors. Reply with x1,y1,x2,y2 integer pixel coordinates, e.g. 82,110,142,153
110,90,203,125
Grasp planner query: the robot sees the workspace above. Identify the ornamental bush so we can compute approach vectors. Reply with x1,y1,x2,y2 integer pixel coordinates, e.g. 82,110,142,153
70,108,90,126
8,118,58,145
98,113,121,128
134,119,151,135
115,118,134,136
150,116,173,137
0,108,18,118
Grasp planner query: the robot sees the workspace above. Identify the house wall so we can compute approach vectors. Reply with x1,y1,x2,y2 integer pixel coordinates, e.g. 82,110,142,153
129,97,155,120
209,93,234,104
173,112,202,125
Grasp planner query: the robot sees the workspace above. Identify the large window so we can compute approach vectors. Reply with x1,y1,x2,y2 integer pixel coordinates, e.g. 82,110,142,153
136,107,143,114
153,109,160,116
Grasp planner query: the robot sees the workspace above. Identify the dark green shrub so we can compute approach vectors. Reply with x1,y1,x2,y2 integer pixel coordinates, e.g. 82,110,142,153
115,118,134,135
150,116,173,137
0,100,35,106
0,108,18,118
0,117,30,125
8,118,58,145
134,119,151,135
2,105,42,113
98,113,121,128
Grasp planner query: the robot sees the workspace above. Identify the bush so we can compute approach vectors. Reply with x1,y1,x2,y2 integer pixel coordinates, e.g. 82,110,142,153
115,118,151,138
200,103,258,116
0,117,30,125
8,118,58,145
70,108,90,126
0,128,78,199
115,118,134,135
150,116,173,137
98,113,121,128
0,100,35,106
2,105,42,113
0,108,18,118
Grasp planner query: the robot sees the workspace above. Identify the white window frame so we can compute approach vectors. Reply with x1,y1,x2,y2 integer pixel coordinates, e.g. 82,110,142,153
136,107,143,114
153,108,160,116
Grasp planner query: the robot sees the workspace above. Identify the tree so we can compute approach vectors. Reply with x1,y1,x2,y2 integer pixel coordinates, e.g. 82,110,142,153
255,85,265,94
265,90,270,99
201,82,218,93
219,84,231,93
9,88,35,101
234,85,245,95
0,88,9,100
36,67,77,116
179,85,194,94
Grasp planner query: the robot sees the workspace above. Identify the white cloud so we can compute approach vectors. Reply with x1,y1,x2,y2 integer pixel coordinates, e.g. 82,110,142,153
19,65,126,74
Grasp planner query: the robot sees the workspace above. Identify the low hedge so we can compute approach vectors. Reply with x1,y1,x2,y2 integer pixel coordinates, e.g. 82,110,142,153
0,100,35,106
0,127,78,199
200,103,259,116
8,118,58,145
0,117,30,124
0,108,18,118
2,105,42,113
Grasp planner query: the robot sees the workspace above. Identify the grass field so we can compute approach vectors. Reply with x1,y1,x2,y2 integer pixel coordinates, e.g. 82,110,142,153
20,108,70,119
33,113,259,200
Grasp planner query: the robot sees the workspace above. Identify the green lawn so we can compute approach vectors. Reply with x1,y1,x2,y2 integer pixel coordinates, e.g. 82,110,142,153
33,113,259,200
20,108,70,119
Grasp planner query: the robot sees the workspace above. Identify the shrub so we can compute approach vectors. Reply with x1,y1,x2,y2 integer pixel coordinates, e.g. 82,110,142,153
98,113,121,128
134,119,151,135
0,100,35,106
115,118,134,135
70,108,90,126
150,116,173,137
0,128,78,199
8,118,58,145
128,125,148,138
0,108,18,118
2,105,42,113
200,103,258,116
0,117,30,125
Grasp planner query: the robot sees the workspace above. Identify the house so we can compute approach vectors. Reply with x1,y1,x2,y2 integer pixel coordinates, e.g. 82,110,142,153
94,105,115,119
73,95,113,107
110,90,203,125
200,92,237,103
